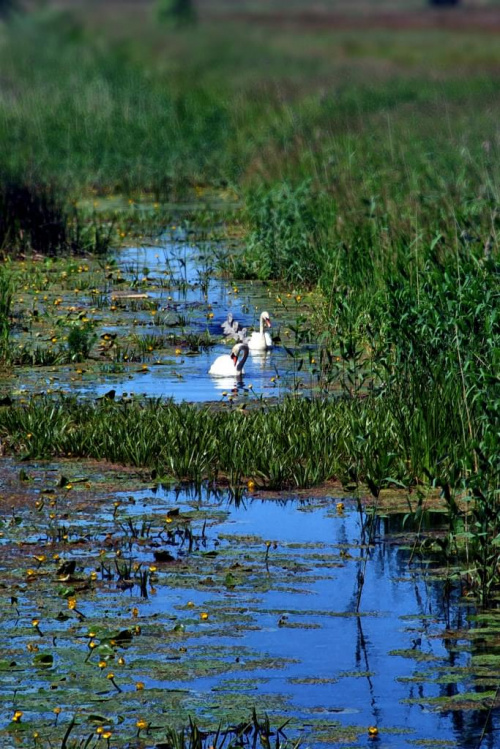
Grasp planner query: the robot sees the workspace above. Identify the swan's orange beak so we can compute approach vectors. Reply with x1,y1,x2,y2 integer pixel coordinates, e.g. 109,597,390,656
265,317,272,327
230,353,237,365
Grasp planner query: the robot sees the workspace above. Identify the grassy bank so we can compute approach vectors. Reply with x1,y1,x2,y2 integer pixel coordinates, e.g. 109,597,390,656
0,352,496,597
0,391,469,491
2,10,500,270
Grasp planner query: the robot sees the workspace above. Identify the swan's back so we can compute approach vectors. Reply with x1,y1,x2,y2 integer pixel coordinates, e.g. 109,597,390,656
209,354,232,376
248,330,273,350
209,342,248,376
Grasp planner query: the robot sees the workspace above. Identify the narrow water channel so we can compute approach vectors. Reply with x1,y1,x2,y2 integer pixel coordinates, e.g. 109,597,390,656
1,236,498,747
8,239,315,403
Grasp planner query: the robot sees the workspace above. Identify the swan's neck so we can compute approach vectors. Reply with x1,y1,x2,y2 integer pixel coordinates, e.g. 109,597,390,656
236,346,249,372
259,313,268,336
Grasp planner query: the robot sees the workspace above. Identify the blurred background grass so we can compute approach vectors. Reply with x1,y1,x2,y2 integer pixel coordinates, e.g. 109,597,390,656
1,0,500,195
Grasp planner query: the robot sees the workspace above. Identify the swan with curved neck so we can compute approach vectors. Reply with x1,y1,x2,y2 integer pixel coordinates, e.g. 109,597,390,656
209,342,249,377
248,311,272,351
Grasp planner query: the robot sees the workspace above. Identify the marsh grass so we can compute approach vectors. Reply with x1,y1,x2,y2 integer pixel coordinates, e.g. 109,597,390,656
66,320,98,362
0,266,13,358
150,712,295,749
0,12,235,194
3,9,500,202
0,391,471,492
39,710,299,749
0,6,499,597
228,182,336,285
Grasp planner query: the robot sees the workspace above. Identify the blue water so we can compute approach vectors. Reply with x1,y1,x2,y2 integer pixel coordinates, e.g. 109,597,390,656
11,241,315,403
1,471,498,747
93,485,497,748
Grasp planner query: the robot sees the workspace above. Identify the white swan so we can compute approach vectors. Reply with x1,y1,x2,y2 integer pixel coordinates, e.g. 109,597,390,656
209,342,249,377
248,311,273,351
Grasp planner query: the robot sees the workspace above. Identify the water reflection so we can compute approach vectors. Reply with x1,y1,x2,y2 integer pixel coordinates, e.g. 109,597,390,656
97,484,500,747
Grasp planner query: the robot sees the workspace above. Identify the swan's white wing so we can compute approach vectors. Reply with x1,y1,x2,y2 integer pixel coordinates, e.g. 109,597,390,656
209,354,230,375
209,353,243,376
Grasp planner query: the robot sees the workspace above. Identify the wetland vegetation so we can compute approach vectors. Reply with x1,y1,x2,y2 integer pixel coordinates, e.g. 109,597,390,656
0,1,499,746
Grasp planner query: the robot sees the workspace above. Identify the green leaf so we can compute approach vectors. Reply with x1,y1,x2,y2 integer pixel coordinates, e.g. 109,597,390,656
33,653,54,668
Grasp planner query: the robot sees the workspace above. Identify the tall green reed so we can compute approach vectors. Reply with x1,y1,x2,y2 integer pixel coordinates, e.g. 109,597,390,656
0,266,12,360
